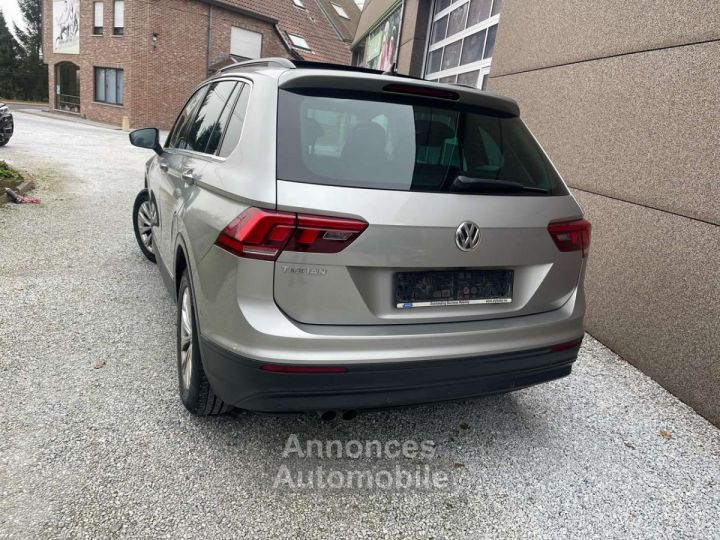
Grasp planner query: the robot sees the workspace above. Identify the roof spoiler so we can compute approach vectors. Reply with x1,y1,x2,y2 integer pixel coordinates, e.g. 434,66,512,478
216,58,516,113
216,57,296,73
217,57,415,80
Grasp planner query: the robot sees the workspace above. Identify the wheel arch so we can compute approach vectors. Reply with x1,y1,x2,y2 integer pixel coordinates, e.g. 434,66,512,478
174,235,201,318
174,241,189,299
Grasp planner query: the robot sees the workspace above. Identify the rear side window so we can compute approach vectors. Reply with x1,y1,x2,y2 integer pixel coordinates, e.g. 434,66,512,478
185,81,238,154
277,89,567,195
218,84,251,158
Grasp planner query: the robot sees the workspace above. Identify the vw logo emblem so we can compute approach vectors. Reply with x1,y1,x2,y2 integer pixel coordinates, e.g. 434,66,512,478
455,221,480,251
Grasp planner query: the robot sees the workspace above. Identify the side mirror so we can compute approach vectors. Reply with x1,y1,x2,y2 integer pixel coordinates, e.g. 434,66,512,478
129,128,163,156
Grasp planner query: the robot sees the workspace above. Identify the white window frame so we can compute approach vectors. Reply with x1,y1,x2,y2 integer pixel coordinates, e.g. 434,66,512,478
231,27,262,59
331,3,350,19
292,0,305,8
288,33,311,50
424,0,500,86
93,2,103,34
113,0,124,34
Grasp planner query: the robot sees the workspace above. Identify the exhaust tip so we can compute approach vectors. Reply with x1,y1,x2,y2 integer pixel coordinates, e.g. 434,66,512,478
341,410,358,421
317,410,337,421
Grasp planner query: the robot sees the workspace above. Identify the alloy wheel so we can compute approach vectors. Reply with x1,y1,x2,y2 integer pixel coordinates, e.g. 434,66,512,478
179,287,193,390
136,200,156,254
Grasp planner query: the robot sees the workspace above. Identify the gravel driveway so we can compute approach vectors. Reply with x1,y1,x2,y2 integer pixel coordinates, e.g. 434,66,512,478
1,111,719,539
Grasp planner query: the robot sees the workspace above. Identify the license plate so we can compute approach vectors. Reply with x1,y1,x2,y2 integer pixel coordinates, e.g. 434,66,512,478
395,269,513,309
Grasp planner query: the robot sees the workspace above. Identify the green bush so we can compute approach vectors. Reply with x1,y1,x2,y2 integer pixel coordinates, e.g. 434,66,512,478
0,160,21,179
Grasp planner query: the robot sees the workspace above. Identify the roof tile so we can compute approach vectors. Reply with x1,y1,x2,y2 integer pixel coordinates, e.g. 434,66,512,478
222,0,352,64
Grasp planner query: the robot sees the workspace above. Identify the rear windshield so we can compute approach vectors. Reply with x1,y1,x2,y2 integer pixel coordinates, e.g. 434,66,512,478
277,89,567,196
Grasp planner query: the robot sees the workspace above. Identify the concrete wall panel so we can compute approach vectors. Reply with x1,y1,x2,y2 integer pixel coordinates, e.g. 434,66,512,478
572,190,720,425
489,1,720,426
490,40,720,225
492,0,720,76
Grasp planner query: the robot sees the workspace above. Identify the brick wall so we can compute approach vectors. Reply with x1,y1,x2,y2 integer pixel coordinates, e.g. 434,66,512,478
43,0,134,125
129,0,209,129
208,8,288,69
43,0,293,130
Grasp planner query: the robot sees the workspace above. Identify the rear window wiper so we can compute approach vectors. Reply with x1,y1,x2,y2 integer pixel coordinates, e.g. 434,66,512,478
450,175,548,194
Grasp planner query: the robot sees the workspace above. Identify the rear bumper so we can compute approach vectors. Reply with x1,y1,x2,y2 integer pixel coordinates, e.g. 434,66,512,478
194,249,586,365
200,337,580,412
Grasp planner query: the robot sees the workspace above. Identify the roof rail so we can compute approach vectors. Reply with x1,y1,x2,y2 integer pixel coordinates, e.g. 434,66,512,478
218,57,421,79
291,60,418,80
217,57,296,73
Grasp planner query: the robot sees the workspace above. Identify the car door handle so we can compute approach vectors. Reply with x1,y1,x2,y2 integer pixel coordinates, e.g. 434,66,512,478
181,169,195,184
158,161,168,172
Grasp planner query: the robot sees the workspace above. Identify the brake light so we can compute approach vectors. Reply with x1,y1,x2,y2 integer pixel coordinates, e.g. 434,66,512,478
550,338,584,352
215,207,368,261
547,219,592,258
383,83,459,101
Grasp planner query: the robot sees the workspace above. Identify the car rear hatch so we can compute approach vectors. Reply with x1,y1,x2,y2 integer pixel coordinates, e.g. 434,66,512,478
271,73,587,326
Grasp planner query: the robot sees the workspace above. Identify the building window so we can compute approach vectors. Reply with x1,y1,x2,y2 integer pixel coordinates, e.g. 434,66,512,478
230,27,262,60
457,69,478,86
113,0,124,36
483,24,497,59
94,67,124,105
292,0,305,8
331,3,350,18
93,2,103,35
434,0,451,14
423,0,502,88
288,34,310,50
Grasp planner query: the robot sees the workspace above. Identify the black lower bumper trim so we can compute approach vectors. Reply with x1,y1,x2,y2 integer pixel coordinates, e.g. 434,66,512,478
200,338,579,412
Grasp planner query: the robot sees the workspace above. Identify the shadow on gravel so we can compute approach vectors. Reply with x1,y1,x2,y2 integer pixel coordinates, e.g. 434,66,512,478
176,390,550,493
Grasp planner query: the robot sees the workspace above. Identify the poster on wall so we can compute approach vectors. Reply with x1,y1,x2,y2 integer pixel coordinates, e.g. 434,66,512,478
363,8,401,70
377,9,401,71
53,0,80,54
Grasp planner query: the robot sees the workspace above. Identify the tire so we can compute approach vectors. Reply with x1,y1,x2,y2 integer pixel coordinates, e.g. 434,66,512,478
177,271,230,416
132,189,157,263
0,138,7,147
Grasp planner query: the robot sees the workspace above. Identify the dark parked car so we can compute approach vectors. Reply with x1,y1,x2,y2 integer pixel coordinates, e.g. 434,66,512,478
0,102,13,146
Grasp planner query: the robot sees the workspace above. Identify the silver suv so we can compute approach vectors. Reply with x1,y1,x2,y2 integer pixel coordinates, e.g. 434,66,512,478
130,59,590,417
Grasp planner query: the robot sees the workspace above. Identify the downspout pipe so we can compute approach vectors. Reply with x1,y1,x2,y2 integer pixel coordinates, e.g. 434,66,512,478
314,0,345,42
395,0,405,68
206,5,213,73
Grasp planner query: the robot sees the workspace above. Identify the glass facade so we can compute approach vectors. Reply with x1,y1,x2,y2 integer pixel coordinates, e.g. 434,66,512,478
424,0,502,89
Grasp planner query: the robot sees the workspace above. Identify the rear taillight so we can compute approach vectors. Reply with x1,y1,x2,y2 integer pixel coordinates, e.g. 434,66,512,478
215,207,368,261
547,219,592,258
